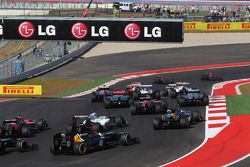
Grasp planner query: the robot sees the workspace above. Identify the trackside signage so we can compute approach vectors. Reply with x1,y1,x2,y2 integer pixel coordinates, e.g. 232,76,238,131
2,17,183,42
0,85,42,96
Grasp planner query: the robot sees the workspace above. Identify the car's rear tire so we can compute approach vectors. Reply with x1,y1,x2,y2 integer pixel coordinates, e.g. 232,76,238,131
154,91,161,99
178,97,186,107
133,91,140,100
90,92,97,102
130,104,137,115
179,117,190,128
50,145,61,155
21,126,32,137
115,117,124,127
160,90,167,97
169,89,177,98
92,123,103,132
192,110,202,122
73,143,88,155
16,140,29,152
120,133,131,146
202,95,209,106
103,98,111,108
0,144,6,154
37,119,48,130
153,118,162,130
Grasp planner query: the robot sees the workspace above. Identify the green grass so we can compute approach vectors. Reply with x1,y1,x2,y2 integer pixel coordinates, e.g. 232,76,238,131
54,76,118,97
226,95,250,116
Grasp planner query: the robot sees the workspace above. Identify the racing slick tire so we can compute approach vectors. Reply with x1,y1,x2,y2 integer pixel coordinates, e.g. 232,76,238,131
16,140,29,152
103,98,112,109
179,117,190,129
92,123,103,132
90,92,97,102
169,89,177,98
0,144,6,154
133,91,140,100
73,142,88,155
153,118,162,130
155,103,162,113
160,90,167,97
202,95,209,106
50,145,61,155
130,104,137,115
115,117,127,127
161,100,168,110
21,126,32,137
154,91,161,99
120,133,131,146
37,119,48,130
192,110,202,122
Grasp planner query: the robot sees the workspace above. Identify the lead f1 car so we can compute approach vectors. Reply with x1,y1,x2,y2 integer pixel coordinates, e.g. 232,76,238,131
50,131,140,155
0,115,48,138
153,109,203,130
201,73,223,81
0,137,39,154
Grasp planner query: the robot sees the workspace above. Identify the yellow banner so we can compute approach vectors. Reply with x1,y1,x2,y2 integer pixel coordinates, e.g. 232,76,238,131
0,85,42,96
184,22,250,31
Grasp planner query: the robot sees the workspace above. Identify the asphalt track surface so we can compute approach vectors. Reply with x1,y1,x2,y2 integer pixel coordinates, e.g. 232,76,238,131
0,44,250,167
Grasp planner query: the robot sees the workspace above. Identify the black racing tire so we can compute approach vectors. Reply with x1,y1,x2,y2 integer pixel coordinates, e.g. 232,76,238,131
133,91,140,100
50,145,61,155
16,140,29,152
169,89,177,98
160,90,167,97
120,133,131,146
37,119,48,130
153,118,162,130
73,142,88,155
154,103,162,113
128,98,134,105
161,100,168,110
0,144,6,154
178,97,186,107
130,104,137,115
154,91,161,99
21,126,32,137
103,98,111,109
192,110,202,122
202,95,209,106
115,117,123,127
179,117,190,129
90,92,97,102
0,128,3,137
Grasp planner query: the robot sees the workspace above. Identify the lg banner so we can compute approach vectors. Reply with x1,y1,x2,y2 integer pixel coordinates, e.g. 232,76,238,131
2,17,183,42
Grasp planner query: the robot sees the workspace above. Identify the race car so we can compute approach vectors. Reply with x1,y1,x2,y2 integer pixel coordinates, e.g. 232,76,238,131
130,97,168,115
125,82,142,95
132,85,161,100
103,89,131,108
81,113,128,132
0,115,48,138
177,89,209,106
201,73,223,81
0,137,39,154
50,131,140,155
90,86,111,102
153,76,174,84
160,82,191,98
153,109,203,130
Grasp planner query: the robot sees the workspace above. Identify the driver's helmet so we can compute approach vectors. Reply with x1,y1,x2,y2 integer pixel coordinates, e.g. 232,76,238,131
16,115,24,121
89,113,97,120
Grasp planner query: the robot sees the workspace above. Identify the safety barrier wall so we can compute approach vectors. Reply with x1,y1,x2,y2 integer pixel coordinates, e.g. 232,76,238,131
184,22,250,31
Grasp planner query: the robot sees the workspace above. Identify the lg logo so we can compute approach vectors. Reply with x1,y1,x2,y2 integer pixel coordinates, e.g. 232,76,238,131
18,21,34,38
124,23,162,40
124,23,140,40
71,22,109,39
71,23,88,39
18,21,56,38
0,25,2,35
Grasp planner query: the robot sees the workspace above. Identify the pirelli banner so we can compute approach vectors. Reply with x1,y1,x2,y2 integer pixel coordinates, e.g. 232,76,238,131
184,22,250,31
0,85,42,96
1,17,183,42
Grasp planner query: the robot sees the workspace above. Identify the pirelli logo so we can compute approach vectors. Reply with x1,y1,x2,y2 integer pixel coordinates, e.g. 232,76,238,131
0,85,42,95
242,23,250,29
207,23,231,30
184,23,196,30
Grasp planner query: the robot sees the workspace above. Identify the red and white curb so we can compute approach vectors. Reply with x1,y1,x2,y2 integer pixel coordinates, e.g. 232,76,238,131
206,96,229,138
